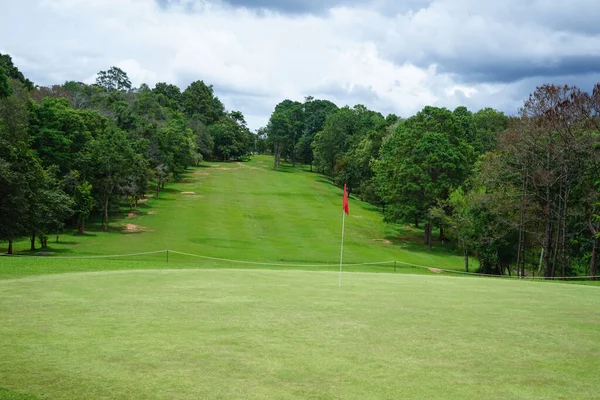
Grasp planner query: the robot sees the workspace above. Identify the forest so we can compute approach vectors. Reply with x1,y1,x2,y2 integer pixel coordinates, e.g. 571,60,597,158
1,53,599,279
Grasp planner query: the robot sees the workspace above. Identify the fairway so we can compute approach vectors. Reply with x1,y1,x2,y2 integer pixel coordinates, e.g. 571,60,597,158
1,270,599,399
2,156,468,273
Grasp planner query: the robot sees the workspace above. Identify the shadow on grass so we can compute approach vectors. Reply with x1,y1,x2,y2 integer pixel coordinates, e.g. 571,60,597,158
274,165,297,173
0,386,40,400
316,177,334,186
160,187,181,194
17,247,76,256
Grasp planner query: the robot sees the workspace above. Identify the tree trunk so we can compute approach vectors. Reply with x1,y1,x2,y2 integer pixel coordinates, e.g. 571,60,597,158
292,133,296,167
30,231,36,251
438,226,445,242
309,161,312,172
544,206,553,277
414,215,419,229
7,237,13,255
590,236,599,280
103,197,109,231
77,215,84,234
561,186,569,279
464,247,469,272
424,223,432,249
544,148,553,278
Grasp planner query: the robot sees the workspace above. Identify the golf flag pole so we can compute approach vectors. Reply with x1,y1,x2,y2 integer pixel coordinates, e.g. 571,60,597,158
339,184,349,288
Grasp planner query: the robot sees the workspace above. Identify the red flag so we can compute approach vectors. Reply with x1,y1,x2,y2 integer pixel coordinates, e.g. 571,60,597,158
343,184,349,215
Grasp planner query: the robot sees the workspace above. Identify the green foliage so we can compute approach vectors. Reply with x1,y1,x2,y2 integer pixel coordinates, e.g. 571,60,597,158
181,80,225,125
0,67,12,98
209,115,251,161
73,181,93,233
374,106,474,225
95,66,132,91
153,82,181,110
0,53,34,90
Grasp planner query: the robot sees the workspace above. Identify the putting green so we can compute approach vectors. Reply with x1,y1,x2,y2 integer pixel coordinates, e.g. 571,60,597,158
1,270,598,399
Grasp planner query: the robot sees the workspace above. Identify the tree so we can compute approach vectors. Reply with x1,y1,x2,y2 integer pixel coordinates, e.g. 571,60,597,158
188,117,214,159
153,82,181,110
0,53,34,90
28,97,94,172
86,127,135,230
209,115,251,161
0,67,12,98
0,80,35,253
267,109,291,168
312,107,358,177
181,81,225,125
27,166,73,249
373,106,474,247
95,66,132,91
73,181,93,234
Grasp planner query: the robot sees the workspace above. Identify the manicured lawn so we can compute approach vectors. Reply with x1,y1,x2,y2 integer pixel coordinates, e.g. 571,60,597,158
0,269,598,399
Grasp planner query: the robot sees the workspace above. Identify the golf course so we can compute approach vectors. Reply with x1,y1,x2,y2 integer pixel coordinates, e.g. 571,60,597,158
1,156,599,399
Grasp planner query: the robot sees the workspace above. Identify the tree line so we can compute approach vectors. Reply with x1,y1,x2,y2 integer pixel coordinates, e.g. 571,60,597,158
264,87,600,279
0,54,254,253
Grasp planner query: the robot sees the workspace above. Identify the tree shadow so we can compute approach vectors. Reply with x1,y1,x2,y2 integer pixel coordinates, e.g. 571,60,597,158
16,247,76,255
316,177,335,186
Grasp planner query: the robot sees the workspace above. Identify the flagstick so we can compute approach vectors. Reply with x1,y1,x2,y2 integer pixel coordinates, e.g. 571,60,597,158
339,208,346,288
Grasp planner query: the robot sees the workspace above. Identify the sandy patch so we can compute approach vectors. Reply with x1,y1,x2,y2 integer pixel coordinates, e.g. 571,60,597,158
126,212,137,219
193,171,209,176
428,268,443,274
372,239,392,244
147,211,157,215
122,223,150,233
137,198,148,204
181,191,196,195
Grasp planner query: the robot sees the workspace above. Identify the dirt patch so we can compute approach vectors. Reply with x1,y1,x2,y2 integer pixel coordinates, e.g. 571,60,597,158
209,163,244,171
137,198,148,204
372,239,392,244
193,171,209,176
123,223,146,233
181,191,196,195
428,268,443,274
126,212,137,219
147,211,157,215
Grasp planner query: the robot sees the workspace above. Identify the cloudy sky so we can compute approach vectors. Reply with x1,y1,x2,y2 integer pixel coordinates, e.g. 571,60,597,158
2,0,600,129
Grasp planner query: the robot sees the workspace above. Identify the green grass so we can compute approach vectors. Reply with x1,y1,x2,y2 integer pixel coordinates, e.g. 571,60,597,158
1,156,599,399
1,155,469,278
0,269,598,399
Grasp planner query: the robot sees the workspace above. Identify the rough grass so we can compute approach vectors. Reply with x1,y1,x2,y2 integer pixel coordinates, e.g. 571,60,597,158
0,269,598,400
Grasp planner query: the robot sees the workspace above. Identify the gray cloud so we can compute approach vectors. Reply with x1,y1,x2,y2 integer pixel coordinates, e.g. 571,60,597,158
3,0,600,130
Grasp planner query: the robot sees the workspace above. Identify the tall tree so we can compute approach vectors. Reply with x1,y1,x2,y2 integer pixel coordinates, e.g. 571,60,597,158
0,53,34,90
374,106,474,247
95,66,132,92
181,81,225,125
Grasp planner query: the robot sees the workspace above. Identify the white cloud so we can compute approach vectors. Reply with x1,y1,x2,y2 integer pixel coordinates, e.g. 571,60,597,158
2,0,600,129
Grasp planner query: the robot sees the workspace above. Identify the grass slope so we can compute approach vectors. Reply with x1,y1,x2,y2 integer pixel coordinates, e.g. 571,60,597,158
1,270,598,399
1,156,469,278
